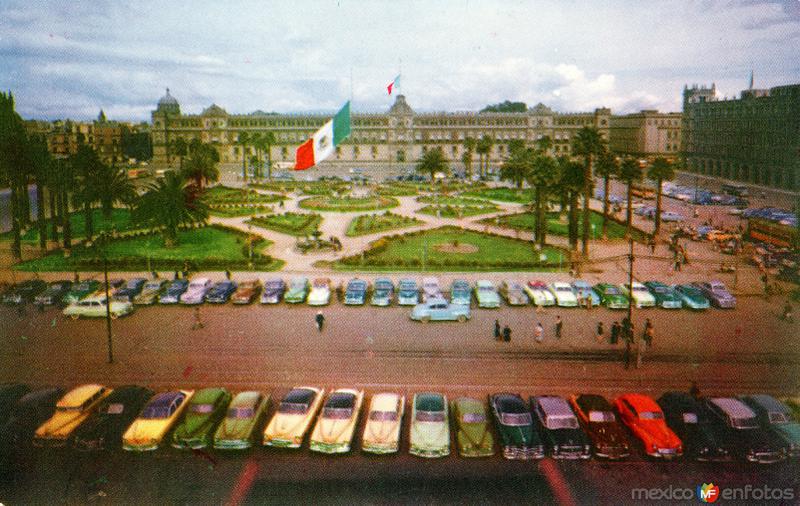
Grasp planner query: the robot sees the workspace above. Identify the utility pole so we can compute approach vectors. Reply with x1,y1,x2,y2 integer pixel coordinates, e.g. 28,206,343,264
627,236,635,332
99,232,114,364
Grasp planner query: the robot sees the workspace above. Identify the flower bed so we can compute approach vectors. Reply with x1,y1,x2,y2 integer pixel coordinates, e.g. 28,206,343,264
345,212,424,237
298,195,398,212
246,212,322,236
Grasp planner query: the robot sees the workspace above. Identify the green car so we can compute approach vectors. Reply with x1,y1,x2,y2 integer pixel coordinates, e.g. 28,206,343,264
673,284,710,310
284,277,310,304
62,280,101,305
489,393,544,460
643,281,682,309
452,397,494,457
593,283,629,309
172,388,232,449
741,395,800,459
213,391,270,450
474,280,501,309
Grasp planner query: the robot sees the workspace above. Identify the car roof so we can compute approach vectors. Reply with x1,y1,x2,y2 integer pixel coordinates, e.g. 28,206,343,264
427,297,448,304
325,391,357,408
618,393,660,412
229,391,262,408
743,394,788,414
371,393,401,411
348,279,367,286
658,391,701,411
415,393,444,411
494,393,526,412
476,280,493,287
576,394,613,412
283,388,316,404
58,384,105,407
709,397,756,418
190,277,210,284
191,387,228,404
535,396,575,417
147,391,185,408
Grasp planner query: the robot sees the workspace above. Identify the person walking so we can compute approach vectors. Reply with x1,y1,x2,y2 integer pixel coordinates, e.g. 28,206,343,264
554,316,563,339
225,269,232,281
534,322,544,343
624,334,632,369
782,302,794,323
636,337,644,369
494,320,502,341
586,294,593,310
502,325,511,343
192,306,204,330
315,311,325,332
595,321,604,343
643,318,654,347
610,321,621,345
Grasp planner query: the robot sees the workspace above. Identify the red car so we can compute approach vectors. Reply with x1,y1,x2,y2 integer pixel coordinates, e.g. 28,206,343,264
614,393,683,459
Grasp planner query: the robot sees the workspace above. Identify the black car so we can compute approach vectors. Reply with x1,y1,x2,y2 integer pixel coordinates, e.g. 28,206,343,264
703,397,787,464
2,279,48,305
0,384,31,426
0,387,63,463
530,395,591,459
740,394,800,459
34,281,73,306
657,392,731,461
72,385,154,451
205,281,237,303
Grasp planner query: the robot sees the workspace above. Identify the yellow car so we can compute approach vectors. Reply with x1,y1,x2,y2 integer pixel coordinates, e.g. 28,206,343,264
310,389,364,454
122,390,194,451
361,393,405,454
263,386,324,448
34,384,113,446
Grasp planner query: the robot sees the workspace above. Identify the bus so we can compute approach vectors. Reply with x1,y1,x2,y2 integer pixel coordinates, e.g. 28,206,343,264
721,183,749,197
747,218,797,247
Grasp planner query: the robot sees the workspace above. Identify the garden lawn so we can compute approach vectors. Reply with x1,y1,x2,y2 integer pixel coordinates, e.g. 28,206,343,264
346,212,424,237
416,195,492,206
482,211,648,241
299,195,398,212
461,187,532,203
417,205,497,218
202,185,283,205
209,205,273,218
6,208,135,243
247,212,322,236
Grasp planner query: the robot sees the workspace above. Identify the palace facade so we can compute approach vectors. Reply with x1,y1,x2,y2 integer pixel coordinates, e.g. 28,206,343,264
609,110,681,160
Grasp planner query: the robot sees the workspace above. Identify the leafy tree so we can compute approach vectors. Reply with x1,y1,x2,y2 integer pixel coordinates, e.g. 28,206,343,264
181,139,220,191
133,171,209,248
619,157,644,239
595,150,620,239
648,156,676,235
535,135,553,154
96,163,136,221
171,137,189,170
529,154,561,248
237,131,250,180
462,137,477,179
500,145,531,189
121,129,152,161
481,100,527,113
558,157,585,251
416,147,449,181
571,126,606,256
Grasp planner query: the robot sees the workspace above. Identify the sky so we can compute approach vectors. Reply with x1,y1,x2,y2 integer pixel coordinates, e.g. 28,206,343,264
1,0,799,121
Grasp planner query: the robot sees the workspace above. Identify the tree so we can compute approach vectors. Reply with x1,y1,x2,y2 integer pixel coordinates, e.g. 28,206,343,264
535,135,553,155
26,134,52,253
236,131,250,181
70,143,104,242
619,157,644,239
500,145,531,189
481,100,527,113
171,137,188,170
571,126,606,256
133,171,209,248
462,137,477,179
181,139,220,191
558,157,585,252
416,147,449,181
595,150,620,239
476,135,494,179
96,163,136,221
648,156,676,236
262,131,276,180
0,91,28,260
529,154,560,248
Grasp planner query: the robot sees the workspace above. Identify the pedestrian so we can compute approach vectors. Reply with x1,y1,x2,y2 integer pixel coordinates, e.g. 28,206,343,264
690,381,701,399
643,318,654,347
610,321,620,345
782,302,793,322
636,338,644,369
576,292,583,308
595,321,604,342
174,270,180,280
586,294,593,310
182,260,190,279
151,270,159,279
279,199,284,208
555,316,562,339
624,336,632,369
534,322,544,343
192,306,204,330
649,238,656,254
73,271,80,283
225,269,232,281
315,311,325,332
502,325,511,342
494,319,501,341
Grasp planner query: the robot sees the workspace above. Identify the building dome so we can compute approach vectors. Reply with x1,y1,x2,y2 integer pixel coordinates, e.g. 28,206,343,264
156,88,180,114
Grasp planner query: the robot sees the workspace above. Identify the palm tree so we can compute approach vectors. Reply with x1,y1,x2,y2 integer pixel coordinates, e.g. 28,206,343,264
133,171,209,248
26,134,52,253
171,137,188,170
476,135,493,179
416,147,449,181
96,163,136,222
70,143,104,242
262,131,276,180
595,150,620,239
462,137,477,179
0,91,29,260
571,126,606,256
500,145,531,189
251,133,264,179
535,135,553,155
181,139,220,191
619,157,644,239
529,154,560,248
558,157,585,251
236,131,250,181
648,156,676,236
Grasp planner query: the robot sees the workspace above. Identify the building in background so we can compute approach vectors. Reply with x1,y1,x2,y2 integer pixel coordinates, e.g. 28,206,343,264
609,110,681,161
150,89,611,169
682,79,800,190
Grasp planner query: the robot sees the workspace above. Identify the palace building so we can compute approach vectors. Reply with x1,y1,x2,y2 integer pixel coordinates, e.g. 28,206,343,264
609,110,681,161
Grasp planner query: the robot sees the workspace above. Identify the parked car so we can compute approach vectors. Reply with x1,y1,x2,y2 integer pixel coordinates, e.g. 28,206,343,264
310,389,364,454
524,280,556,306
361,393,404,454
62,280,102,305
409,392,450,458
531,395,591,459
621,281,657,308
231,279,261,304
2,279,47,305
284,277,310,304
72,385,154,451
122,390,194,451
260,278,286,304
410,297,470,322
344,278,368,305
63,294,134,319
499,280,528,306
657,392,732,462
702,397,786,464
661,211,683,222
307,278,332,306
569,394,630,460
133,279,168,305
371,278,395,306
112,278,147,302
549,281,579,307
593,283,630,309
0,387,63,460
172,387,232,449
159,279,189,304
740,395,800,459
473,280,500,308
452,397,494,457
213,391,270,450
614,393,683,459
643,281,682,309
673,284,711,310
180,277,213,305
489,393,544,460
263,387,324,448
0,384,31,426
397,278,419,306
205,281,237,304
34,384,113,447
34,280,72,307
449,279,472,306
571,280,600,306
693,281,736,309
421,277,443,302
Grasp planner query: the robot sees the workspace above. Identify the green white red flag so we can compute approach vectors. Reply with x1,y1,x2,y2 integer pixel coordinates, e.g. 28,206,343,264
294,101,351,170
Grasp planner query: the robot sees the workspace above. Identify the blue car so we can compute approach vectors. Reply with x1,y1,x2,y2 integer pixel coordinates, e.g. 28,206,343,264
673,284,710,310
371,278,394,306
159,279,189,304
205,281,238,303
397,278,419,306
113,278,147,302
450,279,472,306
344,279,368,305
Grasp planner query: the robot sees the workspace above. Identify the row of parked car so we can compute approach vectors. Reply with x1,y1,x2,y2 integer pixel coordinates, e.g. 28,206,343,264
4,383,797,463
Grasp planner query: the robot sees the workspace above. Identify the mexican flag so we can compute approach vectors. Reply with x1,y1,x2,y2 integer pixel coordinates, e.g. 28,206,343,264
294,101,351,170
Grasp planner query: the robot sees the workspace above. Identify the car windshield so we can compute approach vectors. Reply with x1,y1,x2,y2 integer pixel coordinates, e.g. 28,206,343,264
546,415,579,430
604,286,621,295
462,412,486,423
588,410,616,423
653,286,667,293
104,403,125,415
323,407,353,419
278,402,308,414
144,282,161,290
227,407,255,419
731,416,759,429
768,412,790,424
141,406,170,419
416,410,445,422
478,286,493,292
633,286,648,293
682,413,699,424
369,410,398,422
556,286,571,292
191,403,214,414
639,411,664,420
501,412,532,426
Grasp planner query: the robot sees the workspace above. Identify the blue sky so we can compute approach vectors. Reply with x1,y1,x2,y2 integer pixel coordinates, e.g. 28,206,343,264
1,0,798,121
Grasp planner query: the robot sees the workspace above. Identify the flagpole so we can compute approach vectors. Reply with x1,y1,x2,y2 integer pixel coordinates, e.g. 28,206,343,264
350,66,353,102
398,58,402,95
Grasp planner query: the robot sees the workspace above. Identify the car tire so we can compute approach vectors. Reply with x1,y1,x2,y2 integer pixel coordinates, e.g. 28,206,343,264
457,314,467,323
421,315,431,323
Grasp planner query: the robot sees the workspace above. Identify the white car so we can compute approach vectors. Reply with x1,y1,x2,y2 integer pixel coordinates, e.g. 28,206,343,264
622,281,657,308
63,294,134,319
307,278,332,306
548,282,578,307
524,281,556,306
180,277,212,305
421,277,443,302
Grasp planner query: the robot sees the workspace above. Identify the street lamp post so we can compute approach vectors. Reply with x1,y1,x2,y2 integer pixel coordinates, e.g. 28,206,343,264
98,232,114,364
627,235,635,336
